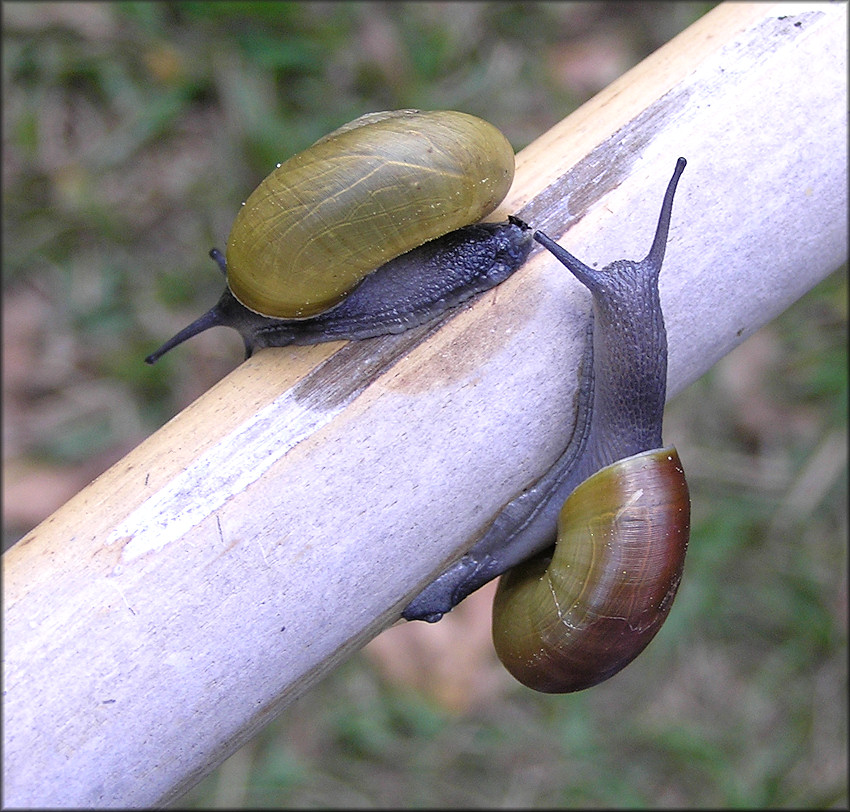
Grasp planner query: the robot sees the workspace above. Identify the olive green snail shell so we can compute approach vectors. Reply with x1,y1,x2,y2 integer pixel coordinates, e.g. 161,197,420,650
491,447,690,694
225,109,516,319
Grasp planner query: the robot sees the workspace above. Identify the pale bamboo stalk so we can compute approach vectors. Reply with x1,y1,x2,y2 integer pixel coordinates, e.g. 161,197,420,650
3,3,847,807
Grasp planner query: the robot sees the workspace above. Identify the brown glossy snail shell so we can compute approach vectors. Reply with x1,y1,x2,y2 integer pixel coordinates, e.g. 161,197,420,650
491,447,690,694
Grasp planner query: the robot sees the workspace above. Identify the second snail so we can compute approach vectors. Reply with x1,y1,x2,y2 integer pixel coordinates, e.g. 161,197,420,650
404,158,691,694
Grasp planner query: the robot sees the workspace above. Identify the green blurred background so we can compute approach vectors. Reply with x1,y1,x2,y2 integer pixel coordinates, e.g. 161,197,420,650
3,2,846,808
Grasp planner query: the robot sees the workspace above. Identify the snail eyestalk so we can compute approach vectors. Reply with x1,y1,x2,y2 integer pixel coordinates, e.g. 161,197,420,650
645,157,686,269
209,248,227,275
144,307,225,365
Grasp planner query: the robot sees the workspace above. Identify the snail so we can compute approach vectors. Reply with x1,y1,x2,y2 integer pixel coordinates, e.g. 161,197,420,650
403,158,690,694
145,109,532,364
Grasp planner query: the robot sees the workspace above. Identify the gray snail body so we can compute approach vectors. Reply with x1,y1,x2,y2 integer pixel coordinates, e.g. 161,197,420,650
403,158,690,694
145,110,532,363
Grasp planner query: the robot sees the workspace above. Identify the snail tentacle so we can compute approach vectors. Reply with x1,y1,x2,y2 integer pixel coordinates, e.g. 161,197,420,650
144,303,228,365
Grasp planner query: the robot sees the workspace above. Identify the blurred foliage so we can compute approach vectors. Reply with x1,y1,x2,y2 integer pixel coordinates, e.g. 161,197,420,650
2,2,846,809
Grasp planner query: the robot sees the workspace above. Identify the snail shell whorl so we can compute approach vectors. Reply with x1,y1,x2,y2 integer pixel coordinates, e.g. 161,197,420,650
492,447,690,694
